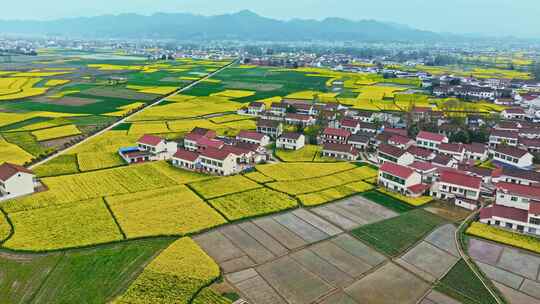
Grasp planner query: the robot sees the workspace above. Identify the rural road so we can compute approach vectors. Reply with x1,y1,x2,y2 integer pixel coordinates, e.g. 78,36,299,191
29,59,238,170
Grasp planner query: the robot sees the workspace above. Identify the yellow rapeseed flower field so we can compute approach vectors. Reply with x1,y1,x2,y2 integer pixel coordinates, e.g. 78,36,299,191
4,198,123,251
114,237,221,304
298,181,374,206
377,188,433,206
209,188,298,220
255,162,356,181
0,136,33,165
189,175,262,199
467,222,540,254
107,186,226,238
32,124,82,141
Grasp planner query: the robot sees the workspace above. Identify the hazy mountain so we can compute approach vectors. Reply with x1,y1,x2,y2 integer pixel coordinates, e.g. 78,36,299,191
0,10,443,42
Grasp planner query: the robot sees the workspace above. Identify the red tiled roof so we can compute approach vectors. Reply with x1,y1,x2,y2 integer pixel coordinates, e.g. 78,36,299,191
379,144,407,158
408,183,430,194
380,162,415,179
340,118,359,128
495,146,529,158
222,145,251,156
490,130,518,139
197,137,224,149
504,108,526,114
407,146,435,158
520,138,540,148
0,162,34,181
439,143,464,153
286,113,313,121
173,149,200,162
496,182,540,199
323,127,351,138
280,132,303,140
440,171,481,189
432,154,453,166
529,202,540,215
480,205,528,223
185,133,203,141
500,167,540,183
323,143,358,155
191,127,216,138
237,130,266,141
384,128,408,137
389,135,413,145
409,161,437,172
137,134,163,146
465,143,486,154
417,131,447,142
200,147,233,160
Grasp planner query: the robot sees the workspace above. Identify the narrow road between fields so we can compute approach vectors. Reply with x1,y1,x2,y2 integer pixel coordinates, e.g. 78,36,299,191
29,59,238,170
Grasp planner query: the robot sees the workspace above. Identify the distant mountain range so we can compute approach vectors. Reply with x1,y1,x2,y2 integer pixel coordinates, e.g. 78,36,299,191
0,10,450,42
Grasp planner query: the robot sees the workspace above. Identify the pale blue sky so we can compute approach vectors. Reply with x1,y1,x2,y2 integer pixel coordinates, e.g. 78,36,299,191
2,0,540,38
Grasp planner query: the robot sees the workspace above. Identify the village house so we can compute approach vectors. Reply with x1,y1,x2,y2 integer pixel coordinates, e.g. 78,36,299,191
518,128,540,139
198,148,239,176
432,154,457,168
480,182,540,235
172,149,200,171
246,102,265,116
184,129,223,152
492,146,534,169
0,162,38,200
378,162,427,197
488,130,519,148
321,143,358,161
416,131,448,151
432,170,482,210
438,143,465,162
377,144,414,166
339,118,361,134
501,108,527,120
464,143,489,162
348,134,370,151
120,134,178,164
519,138,540,154
256,119,283,138
407,146,437,162
269,102,287,117
353,111,375,123
494,167,540,186
388,135,415,150
276,132,305,150
358,122,377,134
408,161,438,184
320,127,351,144
284,113,316,127
236,130,270,147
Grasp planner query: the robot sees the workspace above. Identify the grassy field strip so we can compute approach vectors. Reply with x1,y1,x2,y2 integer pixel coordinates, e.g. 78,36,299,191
29,59,237,170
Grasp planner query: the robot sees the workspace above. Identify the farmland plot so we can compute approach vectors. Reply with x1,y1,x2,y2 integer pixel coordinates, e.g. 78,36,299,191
4,198,123,251
107,186,226,238
189,175,262,199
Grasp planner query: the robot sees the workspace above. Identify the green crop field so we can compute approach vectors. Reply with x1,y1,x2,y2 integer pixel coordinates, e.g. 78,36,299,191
0,238,174,303
351,209,447,256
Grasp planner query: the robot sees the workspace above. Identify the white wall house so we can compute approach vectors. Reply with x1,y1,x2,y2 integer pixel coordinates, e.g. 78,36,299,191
489,130,519,148
438,143,465,162
377,144,415,166
416,131,448,151
501,108,526,120
492,146,534,169
480,182,540,235
322,143,358,161
172,149,200,171
431,171,482,210
276,133,305,150
0,163,37,200
236,131,270,147
378,162,426,197
464,143,488,162
198,148,239,176
493,167,540,186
